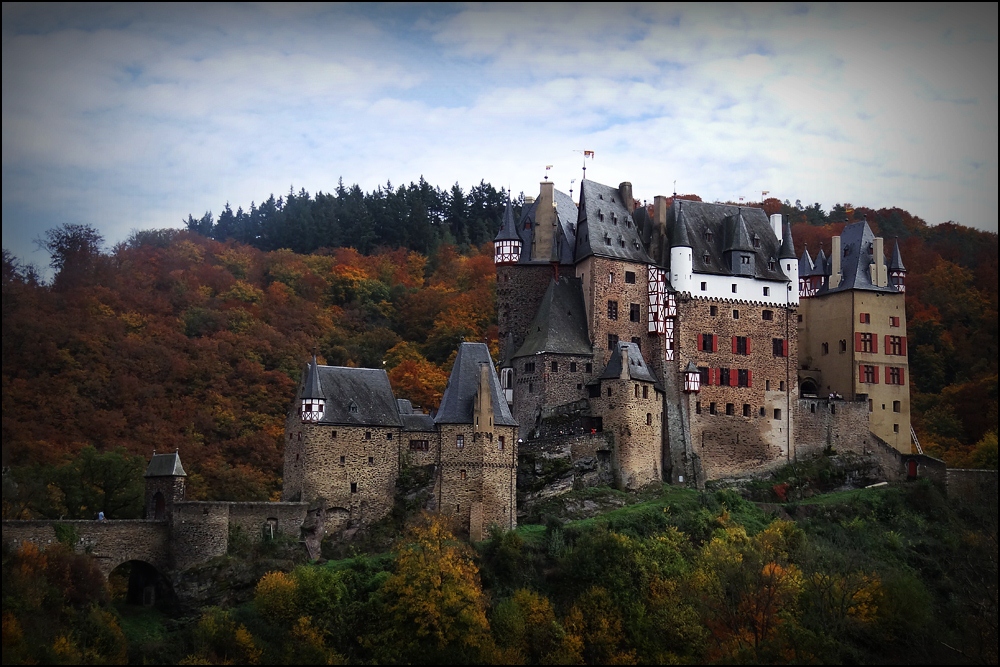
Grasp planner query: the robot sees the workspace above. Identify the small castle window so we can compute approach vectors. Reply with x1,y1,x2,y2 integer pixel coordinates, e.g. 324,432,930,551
646,413,652,425
768,259,776,271
701,282,707,291
763,286,770,296
710,306,718,316
340,456,345,465
570,362,578,372
753,235,761,249
893,400,901,413
710,402,717,415
460,470,467,480
822,342,829,355
726,403,734,416
498,436,505,451
607,386,612,397
586,363,593,373
705,231,713,242
743,404,751,417
774,409,782,420
386,432,393,440
840,339,847,353
331,430,337,439
625,271,636,283
456,435,465,450
760,407,766,417
643,385,649,399
350,482,357,493
762,310,773,321
551,361,559,372
365,431,371,440
733,309,739,319
695,401,702,414
705,254,712,264
368,456,374,465
732,284,738,294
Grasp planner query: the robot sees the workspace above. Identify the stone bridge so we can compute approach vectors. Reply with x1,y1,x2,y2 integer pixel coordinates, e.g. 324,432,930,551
2,519,171,578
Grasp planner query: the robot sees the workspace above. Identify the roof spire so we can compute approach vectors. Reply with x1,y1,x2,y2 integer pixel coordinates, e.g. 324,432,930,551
889,238,906,271
779,216,796,259
671,201,692,248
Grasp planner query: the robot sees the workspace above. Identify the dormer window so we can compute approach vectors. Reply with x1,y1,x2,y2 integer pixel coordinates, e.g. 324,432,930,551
705,230,714,242
753,234,761,249
598,194,604,200
348,402,358,414
704,254,711,263
768,258,776,271
612,214,618,225
598,210,604,221
604,234,612,245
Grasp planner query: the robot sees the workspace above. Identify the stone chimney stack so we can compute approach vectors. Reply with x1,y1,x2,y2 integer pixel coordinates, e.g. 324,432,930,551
770,213,783,243
473,362,495,437
830,236,842,289
872,237,888,287
651,195,669,264
533,181,556,261
619,182,634,212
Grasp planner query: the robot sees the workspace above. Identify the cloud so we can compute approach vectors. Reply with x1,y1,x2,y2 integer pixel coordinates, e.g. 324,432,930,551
2,3,996,275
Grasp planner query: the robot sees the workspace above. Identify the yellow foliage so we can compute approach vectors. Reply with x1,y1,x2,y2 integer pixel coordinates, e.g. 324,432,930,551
221,280,264,304
254,571,299,625
383,514,491,651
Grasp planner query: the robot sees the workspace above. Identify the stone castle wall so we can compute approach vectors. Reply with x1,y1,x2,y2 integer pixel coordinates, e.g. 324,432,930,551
510,352,593,439
794,397,871,459
284,419,399,525
678,296,797,479
589,376,662,489
1,519,171,577
497,264,553,357
576,256,651,370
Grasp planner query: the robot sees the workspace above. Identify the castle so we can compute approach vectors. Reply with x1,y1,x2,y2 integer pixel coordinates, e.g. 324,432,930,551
282,176,918,532
283,341,517,540
494,177,914,489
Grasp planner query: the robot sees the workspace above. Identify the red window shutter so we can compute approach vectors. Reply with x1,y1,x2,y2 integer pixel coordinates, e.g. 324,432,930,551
731,371,738,388
732,336,738,354
859,314,864,323
855,332,863,352
859,365,865,383
698,334,703,349
747,370,753,387
782,339,788,357
712,335,718,352
872,335,878,354
884,367,890,383
901,337,907,356
900,368,905,385
873,365,879,383
747,337,752,354
885,335,891,354
714,368,720,386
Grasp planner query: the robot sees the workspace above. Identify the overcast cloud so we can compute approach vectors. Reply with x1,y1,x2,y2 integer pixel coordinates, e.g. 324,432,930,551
3,3,996,273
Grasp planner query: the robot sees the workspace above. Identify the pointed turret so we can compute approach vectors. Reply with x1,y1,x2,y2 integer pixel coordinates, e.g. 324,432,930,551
779,218,796,259
494,198,522,264
889,238,906,292
799,245,816,297
299,355,326,422
669,201,694,294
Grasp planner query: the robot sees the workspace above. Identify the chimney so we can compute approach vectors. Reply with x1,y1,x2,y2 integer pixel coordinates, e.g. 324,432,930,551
872,237,887,287
619,344,630,380
653,195,668,227
524,195,535,204
619,182,634,212
534,181,556,260
770,213,783,243
474,363,494,437
830,235,842,289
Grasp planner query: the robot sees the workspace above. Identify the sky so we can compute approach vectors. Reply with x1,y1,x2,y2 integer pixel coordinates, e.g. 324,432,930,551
3,3,997,274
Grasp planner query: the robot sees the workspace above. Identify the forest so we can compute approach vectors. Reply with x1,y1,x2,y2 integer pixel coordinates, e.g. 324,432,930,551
1,177,997,664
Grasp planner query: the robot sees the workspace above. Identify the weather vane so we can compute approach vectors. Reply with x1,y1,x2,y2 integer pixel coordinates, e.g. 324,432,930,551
544,165,553,180
574,150,595,181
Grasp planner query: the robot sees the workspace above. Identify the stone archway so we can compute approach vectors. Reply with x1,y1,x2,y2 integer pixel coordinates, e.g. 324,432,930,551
108,559,174,606
800,379,819,396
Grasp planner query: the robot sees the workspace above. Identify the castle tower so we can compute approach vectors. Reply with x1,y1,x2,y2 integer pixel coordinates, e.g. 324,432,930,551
144,451,186,521
779,217,799,306
494,198,522,265
434,342,518,540
889,239,906,292
299,355,326,422
669,202,694,295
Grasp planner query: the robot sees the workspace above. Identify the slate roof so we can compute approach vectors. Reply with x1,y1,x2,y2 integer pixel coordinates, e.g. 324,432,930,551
599,341,662,388
513,276,593,359
145,452,186,477
819,219,898,295
302,356,324,399
779,219,797,259
576,180,653,264
435,342,517,426
799,246,816,277
516,189,579,265
665,200,790,281
494,199,521,242
397,399,436,432
303,365,401,427
889,240,905,271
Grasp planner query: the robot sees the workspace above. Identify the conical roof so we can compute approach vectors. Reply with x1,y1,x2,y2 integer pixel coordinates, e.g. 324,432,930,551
145,451,187,477
724,209,755,252
513,277,592,358
799,246,815,277
889,239,905,271
302,355,325,400
779,218,796,259
435,342,516,426
495,198,521,242
671,202,692,248
814,247,828,276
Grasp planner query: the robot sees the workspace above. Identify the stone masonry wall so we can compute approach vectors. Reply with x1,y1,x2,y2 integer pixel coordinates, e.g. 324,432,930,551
144,476,185,521
171,502,230,571
435,424,518,538
946,468,998,502
678,295,797,480
1,520,171,577
227,502,309,541
576,257,651,371
589,377,662,489
794,398,871,460
286,420,400,525
511,353,593,439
